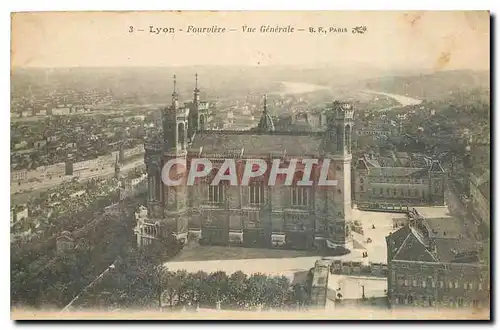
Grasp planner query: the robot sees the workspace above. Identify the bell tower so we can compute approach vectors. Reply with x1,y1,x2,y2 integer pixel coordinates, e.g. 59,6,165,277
334,102,354,156
323,101,354,251
193,72,200,105
162,74,189,153
189,73,201,138
160,74,189,242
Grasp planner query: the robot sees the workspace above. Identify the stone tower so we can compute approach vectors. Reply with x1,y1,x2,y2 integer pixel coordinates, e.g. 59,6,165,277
188,73,201,139
310,259,330,308
162,74,189,153
160,74,189,242
324,101,354,250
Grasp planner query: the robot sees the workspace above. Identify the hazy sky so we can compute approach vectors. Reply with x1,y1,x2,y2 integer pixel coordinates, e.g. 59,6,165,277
11,11,490,70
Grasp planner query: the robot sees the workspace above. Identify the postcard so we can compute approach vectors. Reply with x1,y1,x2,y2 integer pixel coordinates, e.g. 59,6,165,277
10,11,490,320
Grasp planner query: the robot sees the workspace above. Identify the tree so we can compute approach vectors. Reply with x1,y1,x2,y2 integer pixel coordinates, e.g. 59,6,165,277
228,271,248,308
206,271,229,306
143,232,183,261
290,283,308,308
266,276,290,309
181,271,208,307
173,270,189,305
244,273,268,308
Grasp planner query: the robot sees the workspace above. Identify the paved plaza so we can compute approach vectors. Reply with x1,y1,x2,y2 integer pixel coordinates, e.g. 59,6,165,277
166,208,405,276
165,207,447,301
347,208,406,264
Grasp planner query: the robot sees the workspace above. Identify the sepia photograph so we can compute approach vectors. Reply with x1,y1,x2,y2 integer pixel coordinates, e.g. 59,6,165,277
9,10,491,320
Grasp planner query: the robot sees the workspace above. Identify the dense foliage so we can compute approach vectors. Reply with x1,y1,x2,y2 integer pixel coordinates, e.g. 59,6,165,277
11,199,142,309
77,230,313,311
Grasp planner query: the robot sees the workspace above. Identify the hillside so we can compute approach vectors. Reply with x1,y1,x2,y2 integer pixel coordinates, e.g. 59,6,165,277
358,70,490,101
11,65,417,103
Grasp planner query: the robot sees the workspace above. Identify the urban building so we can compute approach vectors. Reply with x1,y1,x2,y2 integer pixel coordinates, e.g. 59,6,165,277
465,141,490,237
355,118,397,138
135,74,355,252
11,170,28,184
386,208,490,309
469,169,490,234
310,259,330,308
10,204,29,226
56,231,75,254
354,152,446,210
120,174,148,200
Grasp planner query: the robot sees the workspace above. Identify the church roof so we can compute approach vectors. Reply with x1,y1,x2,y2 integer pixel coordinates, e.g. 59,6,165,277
190,131,323,156
257,94,275,133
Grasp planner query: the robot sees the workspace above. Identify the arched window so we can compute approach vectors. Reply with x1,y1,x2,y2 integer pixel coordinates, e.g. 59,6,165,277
177,122,186,149
291,187,309,207
336,126,343,151
200,115,206,130
249,180,265,205
345,124,351,153
292,170,304,187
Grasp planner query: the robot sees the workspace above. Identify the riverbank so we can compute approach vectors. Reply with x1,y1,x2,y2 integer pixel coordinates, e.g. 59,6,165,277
361,90,422,106
273,81,423,108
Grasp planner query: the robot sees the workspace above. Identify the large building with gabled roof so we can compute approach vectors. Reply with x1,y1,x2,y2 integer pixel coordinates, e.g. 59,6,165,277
136,74,356,252
386,208,490,309
353,151,446,211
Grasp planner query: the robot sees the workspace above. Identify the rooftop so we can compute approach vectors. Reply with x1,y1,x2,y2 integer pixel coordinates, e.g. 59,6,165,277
424,217,467,239
412,206,451,219
369,167,428,178
359,151,441,172
433,238,481,263
388,218,483,264
190,131,323,156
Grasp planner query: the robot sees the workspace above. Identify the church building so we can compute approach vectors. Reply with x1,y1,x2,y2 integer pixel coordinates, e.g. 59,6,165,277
135,75,355,252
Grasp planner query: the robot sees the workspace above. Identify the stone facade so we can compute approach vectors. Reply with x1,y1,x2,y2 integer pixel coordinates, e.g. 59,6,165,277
310,259,330,308
386,210,490,309
354,153,446,210
388,260,489,309
136,75,355,252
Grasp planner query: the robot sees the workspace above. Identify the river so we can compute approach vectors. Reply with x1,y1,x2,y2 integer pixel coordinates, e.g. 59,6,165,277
361,89,422,106
273,81,331,95
275,81,422,107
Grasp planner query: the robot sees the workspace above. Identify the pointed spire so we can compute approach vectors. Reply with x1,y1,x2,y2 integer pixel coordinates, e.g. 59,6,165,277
171,74,179,108
193,73,200,105
172,74,177,96
257,94,275,133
